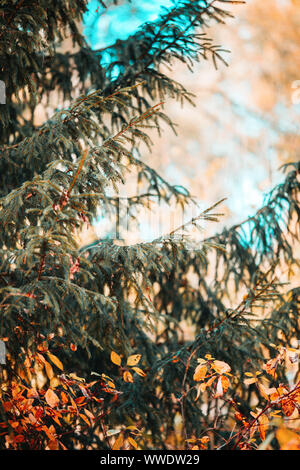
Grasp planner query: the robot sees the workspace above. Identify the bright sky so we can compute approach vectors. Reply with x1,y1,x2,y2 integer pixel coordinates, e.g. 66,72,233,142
82,1,290,243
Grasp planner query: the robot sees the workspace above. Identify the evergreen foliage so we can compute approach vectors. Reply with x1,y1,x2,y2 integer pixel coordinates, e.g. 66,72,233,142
0,0,299,449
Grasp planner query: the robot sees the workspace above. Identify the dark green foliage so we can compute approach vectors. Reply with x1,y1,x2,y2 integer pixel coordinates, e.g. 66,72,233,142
0,0,299,449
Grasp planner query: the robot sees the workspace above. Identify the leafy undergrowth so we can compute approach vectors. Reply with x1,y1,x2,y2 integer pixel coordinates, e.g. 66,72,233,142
0,336,299,450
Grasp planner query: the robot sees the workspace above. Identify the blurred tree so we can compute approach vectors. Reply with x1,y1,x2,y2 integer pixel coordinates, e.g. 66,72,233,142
127,0,300,232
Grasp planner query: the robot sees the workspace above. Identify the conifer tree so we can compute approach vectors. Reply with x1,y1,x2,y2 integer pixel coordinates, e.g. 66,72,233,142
0,0,299,450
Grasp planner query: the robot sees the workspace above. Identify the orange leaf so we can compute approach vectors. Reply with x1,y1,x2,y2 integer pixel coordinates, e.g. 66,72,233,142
111,351,122,366
123,370,134,383
264,358,278,378
112,433,124,450
205,375,217,388
270,390,280,402
281,398,295,417
44,360,54,380
84,408,95,421
249,422,258,439
79,413,91,426
211,360,231,375
28,413,37,424
132,367,146,377
258,414,268,441
292,389,300,404
37,341,48,352
193,364,207,382
75,396,86,405
69,395,77,410
171,355,179,363
276,427,300,450
48,439,59,450
127,354,141,366
70,343,77,351
9,421,19,429
234,411,244,422
52,414,61,427
35,352,46,366
42,425,56,441
50,377,60,389
47,352,63,371
45,389,60,408
128,436,138,449
61,391,69,404
27,388,39,399
221,375,230,393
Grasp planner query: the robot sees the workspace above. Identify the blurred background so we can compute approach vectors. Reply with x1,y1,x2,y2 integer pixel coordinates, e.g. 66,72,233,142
77,0,300,244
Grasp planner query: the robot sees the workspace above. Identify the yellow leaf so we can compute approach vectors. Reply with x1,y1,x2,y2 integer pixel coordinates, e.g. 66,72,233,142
127,354,141,366
205,354,213,360
111,351,122,366
126,426,140,433
47,352,63,371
